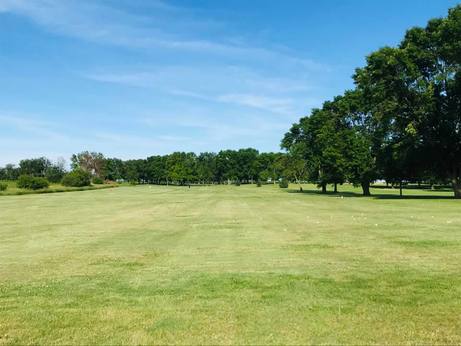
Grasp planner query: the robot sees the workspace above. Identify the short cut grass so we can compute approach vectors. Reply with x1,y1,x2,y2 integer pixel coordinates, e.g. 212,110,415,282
1,184,460,344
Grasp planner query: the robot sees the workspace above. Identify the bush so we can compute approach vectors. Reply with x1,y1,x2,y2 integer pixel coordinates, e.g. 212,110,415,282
17,175,49,190
256,180,262,187
17,175,33,189
234,179,241,186
0,182,8,191
62,169,91,187
279,179,289,188
30,177,49,190
45,166,65,183
92,176,104,184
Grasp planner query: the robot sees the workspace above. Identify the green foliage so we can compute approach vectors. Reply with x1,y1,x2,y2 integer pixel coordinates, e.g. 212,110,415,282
19,157,51,177
281,5,461,197
45,165,66,183
61,170,91,187
92,176,104,185
71,151,106,178
16,175,33,189
0,182,8,191
0,164,20,180
279,179,289,188
167,152,197,185
256,180,262,187
17,175,49,190
104,158,125,181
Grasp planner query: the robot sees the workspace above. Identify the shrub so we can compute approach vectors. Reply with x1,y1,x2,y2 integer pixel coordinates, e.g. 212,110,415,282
17,175,49,190
279,179,289,188
45,166,65,183
62,169,91,187
256,180,262,187
0,182,8,191
29,177,49,190
234,179,241,186
17,175,33,189
92,176,104,184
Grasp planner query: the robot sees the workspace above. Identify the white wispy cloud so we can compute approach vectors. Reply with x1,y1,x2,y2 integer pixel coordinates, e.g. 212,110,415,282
2,0,328,117
0,0,332,163
0,0,328,71
84,66,323,115
0,113,69,141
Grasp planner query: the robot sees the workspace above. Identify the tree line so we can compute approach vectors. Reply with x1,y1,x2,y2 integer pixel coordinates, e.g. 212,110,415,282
0,150,298,186
282,5,461,198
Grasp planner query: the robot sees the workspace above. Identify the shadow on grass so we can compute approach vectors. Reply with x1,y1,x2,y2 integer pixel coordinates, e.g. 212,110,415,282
372,184,453,192
285,188,455,200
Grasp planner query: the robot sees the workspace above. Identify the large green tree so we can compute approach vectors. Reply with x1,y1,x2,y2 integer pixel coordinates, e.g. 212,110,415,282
19,157,51,177
354,5,461,197
282,105,348,193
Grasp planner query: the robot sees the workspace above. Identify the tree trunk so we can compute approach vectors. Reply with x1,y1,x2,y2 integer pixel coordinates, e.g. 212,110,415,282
399,181,403,197
452,177,461,199
361,181,371,196
334,183,338,193
321,182,327,194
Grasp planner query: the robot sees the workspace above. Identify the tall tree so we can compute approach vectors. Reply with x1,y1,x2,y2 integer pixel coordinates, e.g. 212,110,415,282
71,151,106,178
19,157,51,177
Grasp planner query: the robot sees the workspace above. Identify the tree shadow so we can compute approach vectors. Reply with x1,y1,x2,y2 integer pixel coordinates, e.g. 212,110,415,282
285,188,455,200
372,184,453,192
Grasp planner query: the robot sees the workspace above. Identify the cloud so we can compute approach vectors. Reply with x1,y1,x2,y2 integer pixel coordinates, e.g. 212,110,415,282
3,0,329,118
216,94,294,115
0,0,328,71
0,113,69,141
138,108,289,145
84,66,324,116
0,0,333,163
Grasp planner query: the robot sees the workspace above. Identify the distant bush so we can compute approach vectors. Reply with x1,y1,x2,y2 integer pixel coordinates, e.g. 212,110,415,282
45,166,66,183
17,175,49,190
0,182,8,191
62,169,91,187
17,175,33,189
234,179,241,186
30,177,50,190
256,180,262,187
279,179,289,188
92,176,104,184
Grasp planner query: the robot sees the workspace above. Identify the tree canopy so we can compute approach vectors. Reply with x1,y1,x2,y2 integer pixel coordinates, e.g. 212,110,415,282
282,5,461,197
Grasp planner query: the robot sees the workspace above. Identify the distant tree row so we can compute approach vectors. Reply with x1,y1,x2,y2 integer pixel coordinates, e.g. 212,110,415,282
104,149,288,185
0,157,66,182
1,150,298,186
282,5,461,198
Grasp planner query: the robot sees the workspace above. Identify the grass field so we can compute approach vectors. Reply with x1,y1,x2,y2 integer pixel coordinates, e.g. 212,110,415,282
1,184,460,344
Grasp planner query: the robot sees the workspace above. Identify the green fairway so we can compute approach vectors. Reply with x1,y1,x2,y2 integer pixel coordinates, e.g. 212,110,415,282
1,184,460,344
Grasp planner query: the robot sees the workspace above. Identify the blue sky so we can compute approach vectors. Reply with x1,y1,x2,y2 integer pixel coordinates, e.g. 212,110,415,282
0,0,459,165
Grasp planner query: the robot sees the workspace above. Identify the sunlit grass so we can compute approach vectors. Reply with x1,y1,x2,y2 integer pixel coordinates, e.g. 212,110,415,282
1,184,460,344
